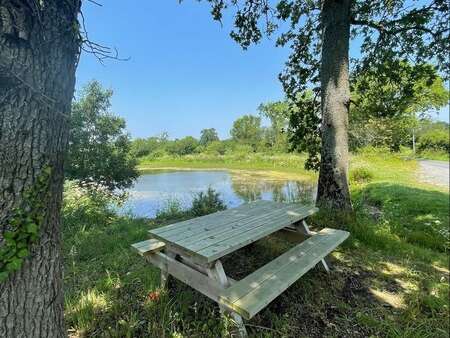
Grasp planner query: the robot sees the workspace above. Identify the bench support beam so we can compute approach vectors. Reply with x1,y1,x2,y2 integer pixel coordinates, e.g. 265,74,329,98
294,220,330,273
207,261,248,338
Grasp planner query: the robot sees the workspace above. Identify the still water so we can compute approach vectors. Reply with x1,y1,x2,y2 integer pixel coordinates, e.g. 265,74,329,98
120,170,316,218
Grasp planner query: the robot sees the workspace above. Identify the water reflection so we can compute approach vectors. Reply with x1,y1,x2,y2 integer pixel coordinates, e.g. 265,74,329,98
120,170,316,218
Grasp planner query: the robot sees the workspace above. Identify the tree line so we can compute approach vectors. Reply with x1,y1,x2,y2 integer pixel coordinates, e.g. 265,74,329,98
63,71,448,195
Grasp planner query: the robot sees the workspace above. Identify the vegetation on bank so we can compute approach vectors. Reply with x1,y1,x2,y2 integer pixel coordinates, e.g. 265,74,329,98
62,152,449,337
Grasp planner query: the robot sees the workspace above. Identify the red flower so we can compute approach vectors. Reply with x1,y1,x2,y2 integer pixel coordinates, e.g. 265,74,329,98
147,290,160,302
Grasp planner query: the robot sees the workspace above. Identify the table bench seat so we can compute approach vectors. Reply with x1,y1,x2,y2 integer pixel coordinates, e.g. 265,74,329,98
218,228,349,320
131,239,166,256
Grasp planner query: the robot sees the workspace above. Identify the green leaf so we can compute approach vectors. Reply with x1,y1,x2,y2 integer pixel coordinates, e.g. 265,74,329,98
0,272,9,282
17,249,29,258
6,259,22,272
26,223,38,234
3,231,16,240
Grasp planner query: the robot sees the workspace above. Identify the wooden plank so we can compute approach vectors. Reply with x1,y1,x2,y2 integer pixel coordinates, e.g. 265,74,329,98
131,239,165,256
144,251,226,304
184,205,316,252
219,228,344,304
219,228,349,319
158,201,284,243
197,206,318,263
151,200,273,237
149,201,280,243
177,204,313,248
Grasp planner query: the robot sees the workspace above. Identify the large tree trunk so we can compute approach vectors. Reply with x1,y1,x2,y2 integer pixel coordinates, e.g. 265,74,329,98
316,0,352,211
0,2,80,337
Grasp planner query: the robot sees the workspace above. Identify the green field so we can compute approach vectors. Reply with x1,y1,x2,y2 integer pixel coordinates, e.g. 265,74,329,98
63,151,449,337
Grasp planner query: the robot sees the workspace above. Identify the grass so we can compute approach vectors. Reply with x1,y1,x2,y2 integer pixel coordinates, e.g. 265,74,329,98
63,150,449,337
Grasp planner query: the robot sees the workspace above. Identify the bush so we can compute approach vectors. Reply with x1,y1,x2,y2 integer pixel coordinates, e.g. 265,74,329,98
155,199,186,221
204,141,227,155
155,188,227,221
350,167,374,184
62,180,120,229
191,188,227,217
418,129,449,153
166,137,200,156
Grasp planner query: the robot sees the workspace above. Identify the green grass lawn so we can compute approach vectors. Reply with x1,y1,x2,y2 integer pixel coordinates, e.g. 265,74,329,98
63,151,449,337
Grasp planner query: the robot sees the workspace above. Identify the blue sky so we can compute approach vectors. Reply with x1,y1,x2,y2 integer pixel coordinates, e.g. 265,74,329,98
76,1,449,140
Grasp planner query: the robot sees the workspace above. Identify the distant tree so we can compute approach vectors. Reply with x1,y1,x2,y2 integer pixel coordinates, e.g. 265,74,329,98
131,137,164,157
417,120,449,153
197,0,449,210
230,115,262,149
167,136,200,155
200,128,220,146
258,100,290,151
67,81,138,191
349,62,449,151
205,141,228,155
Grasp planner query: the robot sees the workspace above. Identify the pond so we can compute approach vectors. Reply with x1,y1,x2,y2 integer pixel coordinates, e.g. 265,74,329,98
120,170,317,218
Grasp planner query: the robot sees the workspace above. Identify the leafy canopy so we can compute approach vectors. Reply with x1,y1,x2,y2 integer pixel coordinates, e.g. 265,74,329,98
201,0,449,164
67,81,138,191
200,128,220,146
166,136,200,156
230,115,262,149
348,62,448,151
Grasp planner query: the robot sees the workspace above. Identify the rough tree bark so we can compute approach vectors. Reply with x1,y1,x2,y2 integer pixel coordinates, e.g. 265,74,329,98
0,1,80,337
316,0,353,211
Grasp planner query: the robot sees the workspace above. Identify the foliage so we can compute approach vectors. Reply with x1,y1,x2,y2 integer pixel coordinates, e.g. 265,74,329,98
351,62,448,119
230,115,262,150
0,166,51,282
349,115,416,152
418,128,449,153
131,137,165,158
191,188,227,217
258,100,290,151
203,140,227,155
155,199,186,222
350,167,374,184
166,136,200,156
155,188,227,221
199,0,449,167
288,91,321,170
199,128,220,146
67,80,138,191
349,62,449,151
62,180,120,229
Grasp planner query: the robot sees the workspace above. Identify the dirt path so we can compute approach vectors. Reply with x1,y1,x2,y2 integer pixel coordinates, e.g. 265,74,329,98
418,160,449,188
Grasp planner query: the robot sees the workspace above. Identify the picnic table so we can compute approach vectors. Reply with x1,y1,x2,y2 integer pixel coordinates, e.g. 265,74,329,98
132,200,349,337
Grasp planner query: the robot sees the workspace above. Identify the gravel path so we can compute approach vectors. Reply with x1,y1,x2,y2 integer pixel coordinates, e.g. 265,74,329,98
418,160,449,188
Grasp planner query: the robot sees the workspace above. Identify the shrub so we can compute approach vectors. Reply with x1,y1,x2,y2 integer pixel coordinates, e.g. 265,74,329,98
418,129,449,153
166,137,199,156
350,167,374,184
190,188,227,217
62,180,119,229
204,141,227,155
155,199,186,221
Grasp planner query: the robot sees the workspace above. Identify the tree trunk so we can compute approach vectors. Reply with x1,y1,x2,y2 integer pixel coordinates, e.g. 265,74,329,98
0,2,80,337
316,0,352,211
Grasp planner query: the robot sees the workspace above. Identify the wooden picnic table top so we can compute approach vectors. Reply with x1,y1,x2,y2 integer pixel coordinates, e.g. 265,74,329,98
149,200,318,265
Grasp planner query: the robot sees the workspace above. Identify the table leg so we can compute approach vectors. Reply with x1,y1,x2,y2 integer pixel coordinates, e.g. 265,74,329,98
206,260,248,338
295,220,330,273
161,251,176,289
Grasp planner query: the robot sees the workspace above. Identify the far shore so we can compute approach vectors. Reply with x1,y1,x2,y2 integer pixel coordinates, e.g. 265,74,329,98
137,165,317,182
